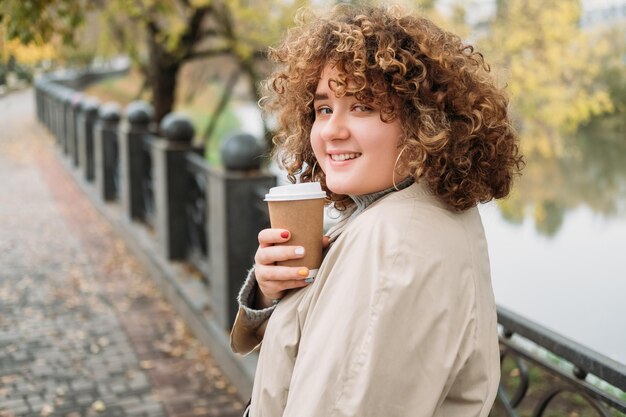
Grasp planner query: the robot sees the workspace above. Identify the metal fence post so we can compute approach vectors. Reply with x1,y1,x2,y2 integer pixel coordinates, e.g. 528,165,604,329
209,132,276,329
152,113,198,260
94,102,122,201
119,100,154,220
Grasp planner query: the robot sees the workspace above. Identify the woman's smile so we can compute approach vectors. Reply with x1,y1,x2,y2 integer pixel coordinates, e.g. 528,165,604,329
329,152,362,162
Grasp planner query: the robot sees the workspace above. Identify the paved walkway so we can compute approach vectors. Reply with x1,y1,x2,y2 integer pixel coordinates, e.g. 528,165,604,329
0,90,244,417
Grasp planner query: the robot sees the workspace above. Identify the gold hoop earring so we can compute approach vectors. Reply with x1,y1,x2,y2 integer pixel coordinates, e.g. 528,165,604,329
311,160,318,181
392,146,407,191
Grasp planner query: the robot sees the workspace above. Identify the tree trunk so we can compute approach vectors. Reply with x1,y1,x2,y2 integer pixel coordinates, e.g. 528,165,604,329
147,34,180,124
240,59,273,149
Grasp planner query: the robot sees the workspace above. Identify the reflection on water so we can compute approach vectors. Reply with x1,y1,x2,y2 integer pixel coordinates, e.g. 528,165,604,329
481,202,626,365
483,115,626,365
497,115,626,237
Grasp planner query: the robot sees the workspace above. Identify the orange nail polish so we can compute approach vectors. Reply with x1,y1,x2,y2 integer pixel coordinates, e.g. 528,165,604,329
298,268,309,277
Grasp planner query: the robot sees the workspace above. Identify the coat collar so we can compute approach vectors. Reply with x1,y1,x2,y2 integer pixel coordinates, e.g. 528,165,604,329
326,180,438,245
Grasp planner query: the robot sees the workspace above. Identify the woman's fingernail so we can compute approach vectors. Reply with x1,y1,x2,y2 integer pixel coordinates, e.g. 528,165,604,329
295,247,305,256
305,277,315,284
298,268,309,277
281,231,289,239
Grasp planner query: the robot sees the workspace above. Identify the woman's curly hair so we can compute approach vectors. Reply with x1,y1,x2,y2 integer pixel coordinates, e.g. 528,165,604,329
261,4,524,211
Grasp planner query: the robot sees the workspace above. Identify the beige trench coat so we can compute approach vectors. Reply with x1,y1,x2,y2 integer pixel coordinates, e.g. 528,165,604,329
231,182,500,417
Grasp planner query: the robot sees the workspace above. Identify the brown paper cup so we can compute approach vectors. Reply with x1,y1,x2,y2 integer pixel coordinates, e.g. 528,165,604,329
265,183,326,277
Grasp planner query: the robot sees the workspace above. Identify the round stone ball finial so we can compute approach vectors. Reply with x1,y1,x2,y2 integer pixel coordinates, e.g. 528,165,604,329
221,132,266,171
98,102,122,123
34,77,45,90
80,96,95,111
41,82,52,95
49,84,62,100
71,92,84,110
82,97,101,116
61,88,74,105
160,112,195,142
126,100,154,125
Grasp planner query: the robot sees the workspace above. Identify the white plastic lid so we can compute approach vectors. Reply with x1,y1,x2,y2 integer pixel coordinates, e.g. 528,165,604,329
265,182,327,201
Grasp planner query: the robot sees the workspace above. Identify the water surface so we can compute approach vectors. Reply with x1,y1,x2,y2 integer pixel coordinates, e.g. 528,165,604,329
481,203,626,365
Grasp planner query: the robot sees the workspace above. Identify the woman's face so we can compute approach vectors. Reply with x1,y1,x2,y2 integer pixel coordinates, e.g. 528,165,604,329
310,64,404,196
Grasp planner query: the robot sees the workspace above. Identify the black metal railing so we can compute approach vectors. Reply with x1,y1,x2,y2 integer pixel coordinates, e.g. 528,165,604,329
185,152,210,279
252,185,271,232
495,306,626,417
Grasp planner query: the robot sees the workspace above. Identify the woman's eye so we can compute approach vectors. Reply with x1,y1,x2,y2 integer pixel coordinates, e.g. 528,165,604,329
353,104,372,112
316,107,332,116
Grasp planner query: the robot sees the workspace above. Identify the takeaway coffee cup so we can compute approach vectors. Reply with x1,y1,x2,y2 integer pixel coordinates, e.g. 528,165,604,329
265,182,327,278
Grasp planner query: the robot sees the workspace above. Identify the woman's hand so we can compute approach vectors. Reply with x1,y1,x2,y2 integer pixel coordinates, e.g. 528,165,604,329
253,229,329,308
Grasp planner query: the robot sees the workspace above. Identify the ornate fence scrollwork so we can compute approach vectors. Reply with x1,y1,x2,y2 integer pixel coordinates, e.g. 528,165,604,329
495,306,626,417
184,152,210,279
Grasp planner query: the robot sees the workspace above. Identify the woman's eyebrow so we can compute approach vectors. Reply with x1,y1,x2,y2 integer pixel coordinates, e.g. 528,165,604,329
314,92,355,101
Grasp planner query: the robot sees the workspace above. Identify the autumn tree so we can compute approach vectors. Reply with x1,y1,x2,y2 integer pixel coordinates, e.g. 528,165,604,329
1,0,306,127
479,0,614,157
474,0,626,234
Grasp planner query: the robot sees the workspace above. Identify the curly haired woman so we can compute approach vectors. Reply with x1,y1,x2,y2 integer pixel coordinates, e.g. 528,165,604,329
230,4,523,417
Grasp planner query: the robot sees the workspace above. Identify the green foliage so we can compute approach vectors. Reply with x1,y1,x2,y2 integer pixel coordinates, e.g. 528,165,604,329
199,109,241,166
480,0,614,157
593,25,626,114
228,0,309,60
0,0,87,45
0,63,6,84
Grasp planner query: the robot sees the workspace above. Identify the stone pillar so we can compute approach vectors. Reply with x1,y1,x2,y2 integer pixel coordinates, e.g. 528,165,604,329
77,98,100,182
70,93,83,167
62,89,75,157
43,84,53,132
119,100,154,220
94,102,122,201
50,85,61,144
56,86,69,149
37,81,46,126
209,132,276,329
34,78,44,123
152,113,197,260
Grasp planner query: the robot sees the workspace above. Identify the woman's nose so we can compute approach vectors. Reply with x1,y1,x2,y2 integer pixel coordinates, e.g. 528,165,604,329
321,113,350,141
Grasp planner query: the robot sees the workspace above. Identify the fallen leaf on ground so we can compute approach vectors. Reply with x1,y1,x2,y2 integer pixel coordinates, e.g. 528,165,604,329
91,400,106,412
40,404,54,417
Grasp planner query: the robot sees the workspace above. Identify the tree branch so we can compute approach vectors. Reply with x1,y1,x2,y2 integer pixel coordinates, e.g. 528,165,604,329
177,5,212,59
185,47,232,61
147,20,160,36
199,28,221,38
251,49,269,61
202,68,241,142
